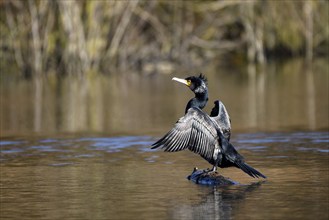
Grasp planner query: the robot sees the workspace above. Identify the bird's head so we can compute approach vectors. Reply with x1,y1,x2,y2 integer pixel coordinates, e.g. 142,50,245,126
172,74,208,95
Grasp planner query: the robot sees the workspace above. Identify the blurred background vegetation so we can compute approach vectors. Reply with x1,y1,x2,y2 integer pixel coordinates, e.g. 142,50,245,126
0,0,328,78
0,0,328,136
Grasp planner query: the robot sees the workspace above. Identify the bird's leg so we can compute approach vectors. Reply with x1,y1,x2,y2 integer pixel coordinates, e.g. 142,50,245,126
211,165,217,172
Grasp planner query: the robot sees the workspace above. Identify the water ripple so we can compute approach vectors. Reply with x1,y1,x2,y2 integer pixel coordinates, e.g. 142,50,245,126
235,131,329,154
82,136,154,153
1,132,328,164
0,140,26,146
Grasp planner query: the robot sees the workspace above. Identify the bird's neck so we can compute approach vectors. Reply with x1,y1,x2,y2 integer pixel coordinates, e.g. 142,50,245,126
185,92,209,113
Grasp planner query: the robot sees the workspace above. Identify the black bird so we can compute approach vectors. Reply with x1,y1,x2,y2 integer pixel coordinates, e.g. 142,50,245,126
151,74,266,178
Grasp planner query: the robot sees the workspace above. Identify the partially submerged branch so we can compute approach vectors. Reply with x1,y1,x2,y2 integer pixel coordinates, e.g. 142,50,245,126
187,168,239,186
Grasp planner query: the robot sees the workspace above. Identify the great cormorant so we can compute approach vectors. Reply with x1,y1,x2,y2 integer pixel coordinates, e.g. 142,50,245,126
152,74,266,179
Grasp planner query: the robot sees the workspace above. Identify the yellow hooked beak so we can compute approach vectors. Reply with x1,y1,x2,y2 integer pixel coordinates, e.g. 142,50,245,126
172,77,191,87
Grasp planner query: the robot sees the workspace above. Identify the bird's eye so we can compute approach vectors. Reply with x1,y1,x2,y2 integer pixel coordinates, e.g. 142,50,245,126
187,80,192,87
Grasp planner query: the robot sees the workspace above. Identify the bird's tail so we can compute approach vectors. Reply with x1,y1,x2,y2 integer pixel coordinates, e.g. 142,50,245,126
235,161,267,179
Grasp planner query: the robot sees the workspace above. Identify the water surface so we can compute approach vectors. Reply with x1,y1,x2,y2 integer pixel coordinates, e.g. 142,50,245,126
1,132,328,219
1,59,328,219
1,59,328,136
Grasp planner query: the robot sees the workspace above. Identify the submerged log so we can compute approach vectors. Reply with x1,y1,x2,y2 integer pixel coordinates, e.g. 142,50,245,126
187,167,239,186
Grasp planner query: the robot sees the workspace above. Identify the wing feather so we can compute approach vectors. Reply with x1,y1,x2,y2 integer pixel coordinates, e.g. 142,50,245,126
210,100,231,141
151,107,218,162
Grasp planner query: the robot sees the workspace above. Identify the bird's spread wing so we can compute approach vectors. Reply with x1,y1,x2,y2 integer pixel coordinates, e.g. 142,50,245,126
151,107,219,162
152,106,267,179
210,100,231,141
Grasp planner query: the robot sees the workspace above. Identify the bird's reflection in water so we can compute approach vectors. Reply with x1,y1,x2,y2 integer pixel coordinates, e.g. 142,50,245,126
171,181,265,220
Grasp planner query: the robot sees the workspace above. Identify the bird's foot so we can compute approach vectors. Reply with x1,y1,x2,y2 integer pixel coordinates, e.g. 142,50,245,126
203,167,219,176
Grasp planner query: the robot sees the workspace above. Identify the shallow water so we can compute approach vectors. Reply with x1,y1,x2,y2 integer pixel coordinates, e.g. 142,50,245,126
1,132,328,220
